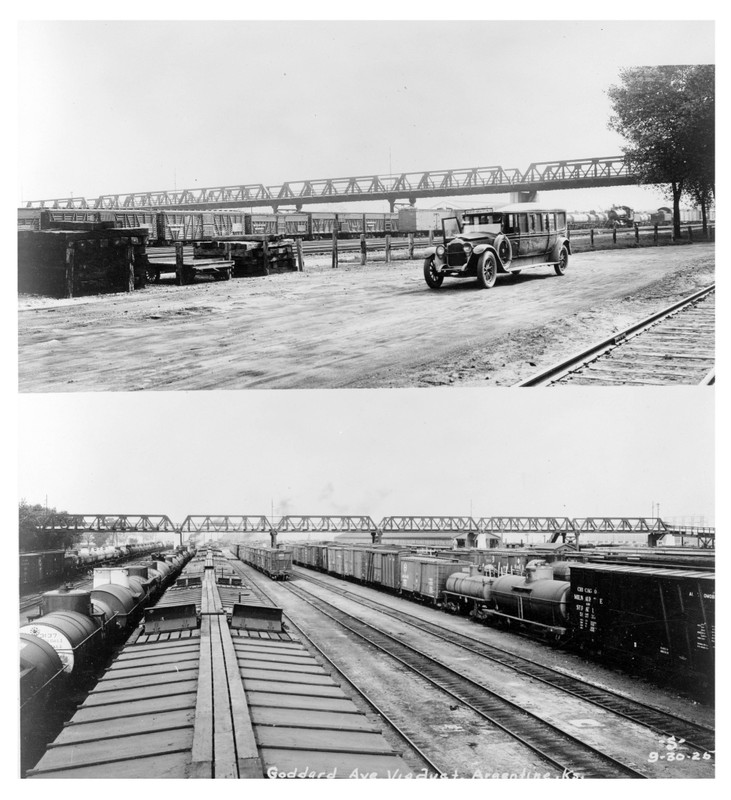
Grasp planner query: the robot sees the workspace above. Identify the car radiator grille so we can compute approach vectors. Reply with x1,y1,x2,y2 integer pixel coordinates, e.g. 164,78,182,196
446,244,467,266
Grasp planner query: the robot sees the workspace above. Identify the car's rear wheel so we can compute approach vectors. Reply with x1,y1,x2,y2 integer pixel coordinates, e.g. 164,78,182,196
424,256,444,289
554,246,569,276
476,251,497,289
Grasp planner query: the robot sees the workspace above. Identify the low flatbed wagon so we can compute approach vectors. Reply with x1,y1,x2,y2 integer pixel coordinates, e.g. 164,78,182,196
146,253,234,285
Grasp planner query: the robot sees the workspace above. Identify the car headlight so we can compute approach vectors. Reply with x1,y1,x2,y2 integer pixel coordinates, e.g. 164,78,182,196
436,245,445,257
462,243,473,256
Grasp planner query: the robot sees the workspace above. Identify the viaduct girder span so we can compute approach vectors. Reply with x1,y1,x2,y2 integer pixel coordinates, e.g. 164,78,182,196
276,515,378,534
179,515,275,546
377,516,481,545
35,514,177,533
34,514,177,544
32,513,713,549
24,156,638,212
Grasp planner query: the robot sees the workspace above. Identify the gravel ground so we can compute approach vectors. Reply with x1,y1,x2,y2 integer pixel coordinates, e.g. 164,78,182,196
18,241,714,391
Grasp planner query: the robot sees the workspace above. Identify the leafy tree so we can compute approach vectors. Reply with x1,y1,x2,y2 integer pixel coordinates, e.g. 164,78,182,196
19,500,80,551
607,65,715,238
681,67,715,232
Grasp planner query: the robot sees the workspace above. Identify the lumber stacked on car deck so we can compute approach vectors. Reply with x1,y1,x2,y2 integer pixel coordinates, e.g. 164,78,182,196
194,237,297,277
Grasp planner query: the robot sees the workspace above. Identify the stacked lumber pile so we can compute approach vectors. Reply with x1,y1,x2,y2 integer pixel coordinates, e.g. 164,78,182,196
194,236,297,277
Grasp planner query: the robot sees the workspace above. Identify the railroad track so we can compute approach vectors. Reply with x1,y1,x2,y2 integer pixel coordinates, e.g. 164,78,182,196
517,284,715,386
225,555,445,775
294,568,715,755
19,594,43,614
280,577,648,778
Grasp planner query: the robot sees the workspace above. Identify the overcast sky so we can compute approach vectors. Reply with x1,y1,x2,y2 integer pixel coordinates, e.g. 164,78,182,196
16,18,715,212
17,388,715,526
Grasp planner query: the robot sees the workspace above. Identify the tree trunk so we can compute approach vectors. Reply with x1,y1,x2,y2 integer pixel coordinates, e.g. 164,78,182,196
672,181,683,239
701,200,708,235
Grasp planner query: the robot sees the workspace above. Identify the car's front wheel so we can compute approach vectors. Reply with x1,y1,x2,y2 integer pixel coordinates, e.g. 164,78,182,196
424,256,444,289
554,246,569,276
476,251,497,289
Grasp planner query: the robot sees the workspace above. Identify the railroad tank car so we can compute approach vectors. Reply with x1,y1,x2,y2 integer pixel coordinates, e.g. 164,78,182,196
608,205,634,227
20,632,65,710
442,569,497,617
19,608,103,675
567,211,611,229
488,561,571,634
19,548,195,775
89,583,139,633
20,551,194,678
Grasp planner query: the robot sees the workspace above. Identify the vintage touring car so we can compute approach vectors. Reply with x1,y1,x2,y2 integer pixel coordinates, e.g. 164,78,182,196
423,203,571,289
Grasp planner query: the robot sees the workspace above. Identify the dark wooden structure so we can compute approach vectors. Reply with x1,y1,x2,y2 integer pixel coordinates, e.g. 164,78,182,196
18,223,149,298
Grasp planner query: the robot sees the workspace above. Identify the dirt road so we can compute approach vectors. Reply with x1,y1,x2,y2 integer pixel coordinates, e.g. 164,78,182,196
18,243,715,391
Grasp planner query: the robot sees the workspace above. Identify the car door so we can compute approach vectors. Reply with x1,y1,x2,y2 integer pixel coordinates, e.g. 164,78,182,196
512,213,528,259
528,212,549,259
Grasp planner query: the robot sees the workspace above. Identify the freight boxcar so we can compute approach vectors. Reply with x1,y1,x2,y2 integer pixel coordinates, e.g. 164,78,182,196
337,212,366,237
365,547,405,590
109,211,160,242
278,212,311,237
326,545,345,577
237,544,292,580
400,556,471,603
397,208,453,235
158,211,205,242
203,212,247,239
19,551,66,591
246,213,278,236
309,212,338,238
568,563,715,692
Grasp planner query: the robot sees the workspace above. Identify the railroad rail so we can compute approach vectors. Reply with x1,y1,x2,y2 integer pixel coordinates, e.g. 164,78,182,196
279,578,647,778
24,156,636,211
294,568,715,755
516,284,715,387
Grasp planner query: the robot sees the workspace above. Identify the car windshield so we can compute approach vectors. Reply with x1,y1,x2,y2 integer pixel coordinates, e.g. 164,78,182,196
461,213,503,234
442,217,462,238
